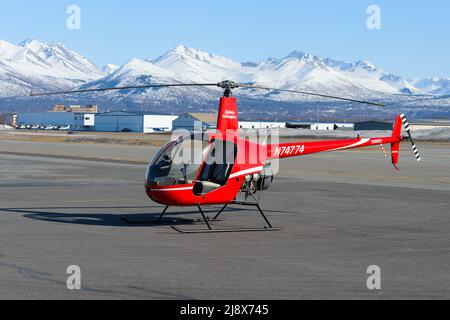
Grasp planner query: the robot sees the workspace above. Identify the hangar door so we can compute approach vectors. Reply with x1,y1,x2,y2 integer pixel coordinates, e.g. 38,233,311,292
95,112,143,132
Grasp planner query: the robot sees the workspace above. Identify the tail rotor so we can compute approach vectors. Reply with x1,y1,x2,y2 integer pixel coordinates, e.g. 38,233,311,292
400,114,422,162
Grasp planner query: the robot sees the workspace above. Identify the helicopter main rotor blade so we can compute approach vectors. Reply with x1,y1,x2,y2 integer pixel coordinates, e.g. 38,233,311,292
30,83,219,97
238,84,386,107
30,79,385,107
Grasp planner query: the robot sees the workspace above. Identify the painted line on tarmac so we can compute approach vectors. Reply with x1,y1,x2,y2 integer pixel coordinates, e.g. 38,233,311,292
0,151,148,165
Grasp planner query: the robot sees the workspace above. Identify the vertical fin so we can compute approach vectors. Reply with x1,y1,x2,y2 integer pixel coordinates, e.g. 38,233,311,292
391,115,402,169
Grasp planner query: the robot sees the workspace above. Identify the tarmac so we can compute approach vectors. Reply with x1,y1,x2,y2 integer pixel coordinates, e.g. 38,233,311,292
0,139,449,299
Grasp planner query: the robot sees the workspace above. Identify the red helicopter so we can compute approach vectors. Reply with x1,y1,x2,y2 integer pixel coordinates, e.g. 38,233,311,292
32,80,421,233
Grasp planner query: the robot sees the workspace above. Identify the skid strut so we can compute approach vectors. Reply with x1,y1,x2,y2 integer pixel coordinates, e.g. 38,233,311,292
197,205,212,230
256,204,273,229
212,204,229,221
172,181,280,233
158,205,170,222
171,202,279,234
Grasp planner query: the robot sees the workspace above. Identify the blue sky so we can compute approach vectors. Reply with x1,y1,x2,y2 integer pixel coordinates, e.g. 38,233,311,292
0,0,448,78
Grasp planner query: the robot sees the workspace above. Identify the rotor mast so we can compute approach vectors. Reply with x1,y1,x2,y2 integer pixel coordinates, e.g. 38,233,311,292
216,81,240,133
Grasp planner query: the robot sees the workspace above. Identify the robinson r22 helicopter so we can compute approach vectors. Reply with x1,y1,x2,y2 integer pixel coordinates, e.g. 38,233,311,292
32,80,421,233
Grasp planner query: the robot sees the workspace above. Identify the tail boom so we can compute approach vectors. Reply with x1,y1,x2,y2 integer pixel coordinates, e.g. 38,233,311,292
266,114,422,170
268,136,401,160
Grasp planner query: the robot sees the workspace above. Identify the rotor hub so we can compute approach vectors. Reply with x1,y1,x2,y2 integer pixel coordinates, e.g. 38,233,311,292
217,80,239,89
217,80,239,97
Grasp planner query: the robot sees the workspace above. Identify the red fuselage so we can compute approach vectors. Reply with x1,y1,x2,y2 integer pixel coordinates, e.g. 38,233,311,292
145,97,403,207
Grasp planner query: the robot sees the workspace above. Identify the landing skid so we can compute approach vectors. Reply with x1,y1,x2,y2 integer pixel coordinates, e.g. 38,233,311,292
121,217,195,226
171,226,281,234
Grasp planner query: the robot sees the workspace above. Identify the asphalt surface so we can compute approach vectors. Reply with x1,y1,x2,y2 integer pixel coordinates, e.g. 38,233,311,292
0,140,449,299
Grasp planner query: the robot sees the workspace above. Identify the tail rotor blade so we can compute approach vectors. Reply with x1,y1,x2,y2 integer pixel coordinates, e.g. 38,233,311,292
400,114,422,162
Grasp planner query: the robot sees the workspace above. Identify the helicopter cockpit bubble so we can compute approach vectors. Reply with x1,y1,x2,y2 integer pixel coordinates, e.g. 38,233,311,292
146,133,211,187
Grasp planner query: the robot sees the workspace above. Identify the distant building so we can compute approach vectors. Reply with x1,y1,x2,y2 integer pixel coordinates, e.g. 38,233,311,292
143,115,178,133
286,122,314,129
173,113,217,131
52,104,66,112
18,110,179,133
286,122,355,131
409,120,450,131
95,111,178,133
354,121,393,131
18,112,95,131
311,123,338,131
95,111,144,132
335,123,355,131
53,104,98,114
239,121,286,129
0,113,17,127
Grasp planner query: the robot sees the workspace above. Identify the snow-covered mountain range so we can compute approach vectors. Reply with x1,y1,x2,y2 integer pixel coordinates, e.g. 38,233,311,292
413,77,450,95
0,39,104,97
0,39,449,117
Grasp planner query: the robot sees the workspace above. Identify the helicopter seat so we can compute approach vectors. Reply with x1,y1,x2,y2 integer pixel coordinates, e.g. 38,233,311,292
193,181,222,196
193,140,237,196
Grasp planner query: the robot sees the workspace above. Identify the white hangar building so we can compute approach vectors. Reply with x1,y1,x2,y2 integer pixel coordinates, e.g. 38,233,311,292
143,115,178,133
172,113,218,131
239,121,287,129
94,111,178,133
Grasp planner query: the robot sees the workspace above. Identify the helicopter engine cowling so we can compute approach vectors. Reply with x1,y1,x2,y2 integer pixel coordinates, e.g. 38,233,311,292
242,164,274,193
258,164,274,191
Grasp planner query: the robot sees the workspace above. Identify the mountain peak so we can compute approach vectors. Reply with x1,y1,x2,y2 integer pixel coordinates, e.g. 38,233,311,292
161,44,205,57
102,64,120,75
173,44,190,53
19,38,42,46
19,39,49,53
355,60,378,72
169,44,214,60
165,44,242,66
18,39,71,55
284,50,316,61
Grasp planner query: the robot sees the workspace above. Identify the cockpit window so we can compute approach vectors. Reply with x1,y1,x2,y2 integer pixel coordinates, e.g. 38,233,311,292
147,135,209,187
